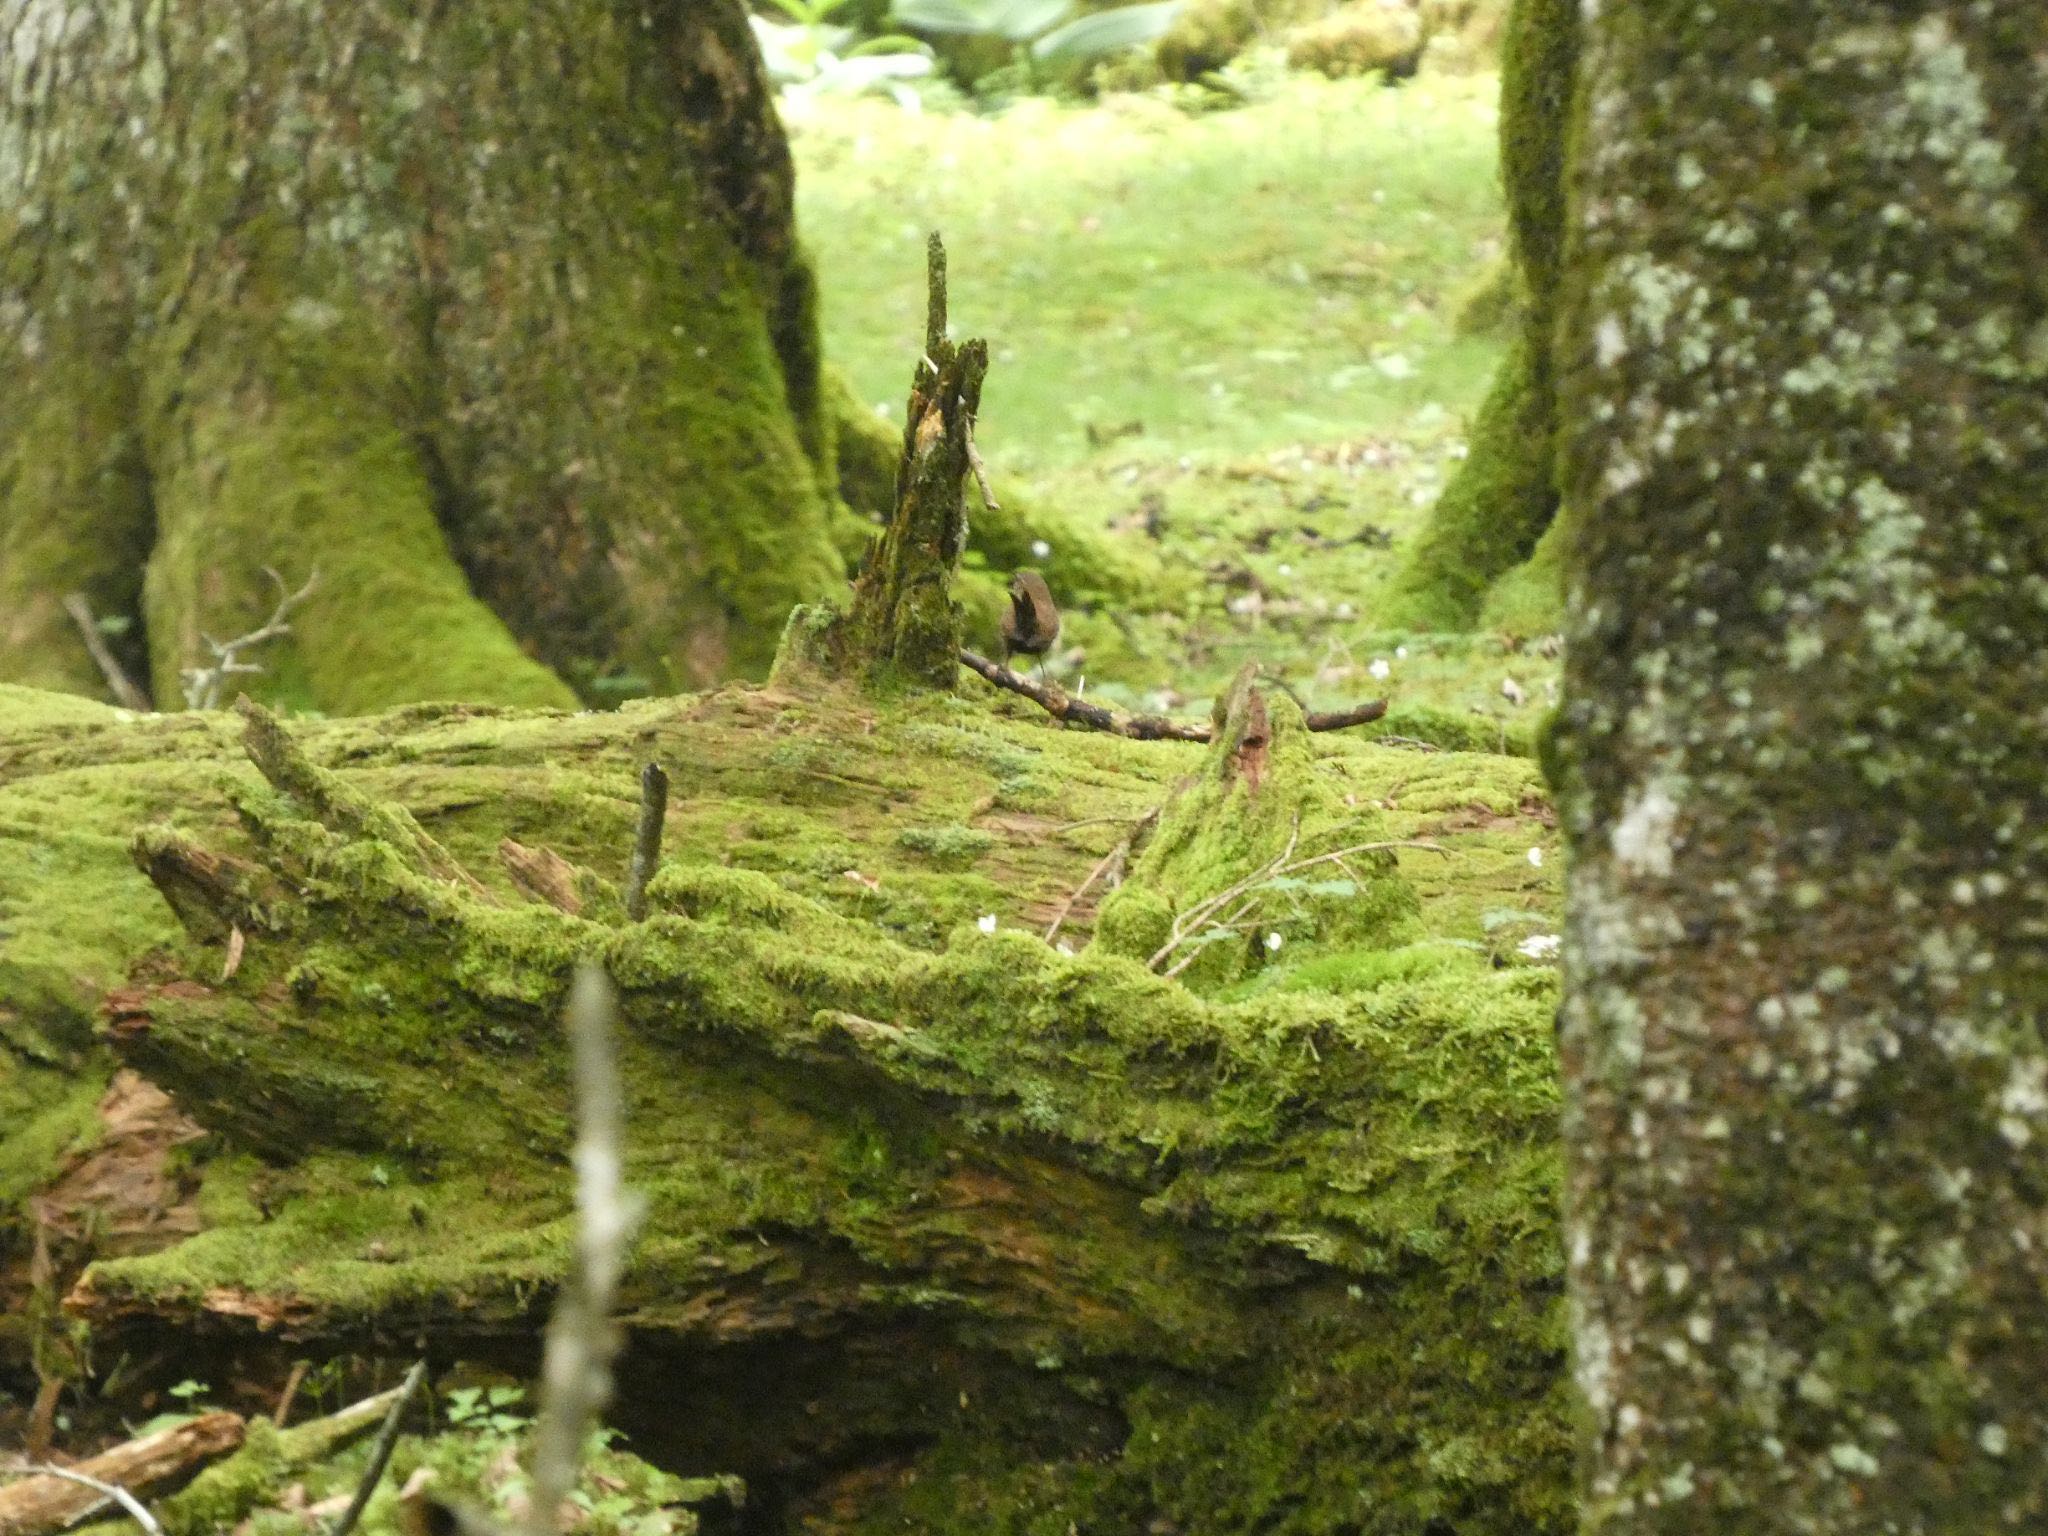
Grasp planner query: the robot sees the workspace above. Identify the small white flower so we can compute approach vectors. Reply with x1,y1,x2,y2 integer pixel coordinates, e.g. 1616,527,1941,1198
1336,602,1355,619
976,913,998,934
1265,931,1284,952
1277,562,1292,577
1030,539,1051,559
1528,847,1544,868
1395,645,1408,659
1369,658,1391,680
1518,934,1561,960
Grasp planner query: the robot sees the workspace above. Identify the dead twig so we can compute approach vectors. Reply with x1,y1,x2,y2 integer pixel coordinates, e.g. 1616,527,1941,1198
961,650,1387,741
61,593,152,711
328,1360,426,1536
182,567,318,710
1148,821,1450,976
272,1360,309,1427
1044,809,1158,946
623,763,669,922
965,428,999,513
960,651,1209,741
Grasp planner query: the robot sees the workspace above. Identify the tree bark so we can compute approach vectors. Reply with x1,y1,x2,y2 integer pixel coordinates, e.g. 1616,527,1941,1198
1554,5,2048,1529
1,675,1570,1534
0,0,844,712
1381,0,1577,631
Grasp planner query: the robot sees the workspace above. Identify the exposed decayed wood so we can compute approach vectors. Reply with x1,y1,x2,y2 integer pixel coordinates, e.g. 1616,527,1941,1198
0,1412,243,1536
499,839,585,915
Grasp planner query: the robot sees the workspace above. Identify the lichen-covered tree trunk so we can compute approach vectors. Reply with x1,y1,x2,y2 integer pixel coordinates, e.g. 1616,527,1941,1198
1381,0,1576,631
1553,5,2048,1529
1,674,1570,1533
0,0,845,712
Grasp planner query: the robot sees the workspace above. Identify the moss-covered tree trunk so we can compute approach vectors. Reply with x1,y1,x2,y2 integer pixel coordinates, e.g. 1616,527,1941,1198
1381,0,1576,631
0,0,846,713
1553,5,2048,1528
1,673,1571,1533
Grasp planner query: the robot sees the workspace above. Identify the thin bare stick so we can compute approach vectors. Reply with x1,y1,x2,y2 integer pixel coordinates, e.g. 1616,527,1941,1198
520,964,644,1536
273,1360,309,1427
61,593,152,711
961,650,1387,741
181,567,319,710
328,1360,427,1536
1148,832,1453,975
1043,809,1157,945
965,428,1000,513
7,1465,165,1536
1149,817,1302,971
623,763,669,923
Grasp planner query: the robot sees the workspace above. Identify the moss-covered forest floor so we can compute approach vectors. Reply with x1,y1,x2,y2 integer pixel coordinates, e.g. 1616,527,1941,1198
796,66,1558,728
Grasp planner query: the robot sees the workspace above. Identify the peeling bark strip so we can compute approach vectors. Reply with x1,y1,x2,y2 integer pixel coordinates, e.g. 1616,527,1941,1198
1555,5,2048,1530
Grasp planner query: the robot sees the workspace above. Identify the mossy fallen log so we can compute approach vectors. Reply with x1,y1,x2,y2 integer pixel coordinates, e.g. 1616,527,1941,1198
1,676,1567,1534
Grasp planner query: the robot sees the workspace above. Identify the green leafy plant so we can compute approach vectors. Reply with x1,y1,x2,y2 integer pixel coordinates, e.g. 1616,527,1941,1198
445,1383,532,1437
752,0,936,103
890,0,1181,79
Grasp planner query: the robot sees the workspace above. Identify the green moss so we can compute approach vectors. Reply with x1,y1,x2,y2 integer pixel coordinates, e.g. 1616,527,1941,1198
0,329,155,703
0,1070,106,1217
5,677,1568,1532
1096,673,1420,987
153,1419,291,1536
896,823,998,868
1286,3,1426,79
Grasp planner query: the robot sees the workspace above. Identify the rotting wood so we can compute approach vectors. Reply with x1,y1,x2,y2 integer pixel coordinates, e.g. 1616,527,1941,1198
0,1412,243,1536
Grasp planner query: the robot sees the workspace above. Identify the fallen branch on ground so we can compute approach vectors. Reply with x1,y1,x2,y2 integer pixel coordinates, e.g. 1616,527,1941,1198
0,1412,242,1536
959,651,1387,741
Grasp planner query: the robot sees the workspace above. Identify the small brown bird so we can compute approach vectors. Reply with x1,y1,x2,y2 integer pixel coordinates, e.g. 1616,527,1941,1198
1000,569,1061,677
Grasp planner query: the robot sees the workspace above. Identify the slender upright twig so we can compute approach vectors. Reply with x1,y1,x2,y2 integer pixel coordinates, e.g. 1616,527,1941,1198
61,593,153,711
519,964,644,1536
623,763,668,922
328,1359,427,1536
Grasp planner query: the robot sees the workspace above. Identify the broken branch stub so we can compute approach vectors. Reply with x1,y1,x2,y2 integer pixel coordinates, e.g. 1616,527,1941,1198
800,233,989,688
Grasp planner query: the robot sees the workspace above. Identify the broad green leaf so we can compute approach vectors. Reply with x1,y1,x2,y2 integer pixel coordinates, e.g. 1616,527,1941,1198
847,34,934,56
890,0,995,34
984,0,1076,42
1032,0,1180,62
